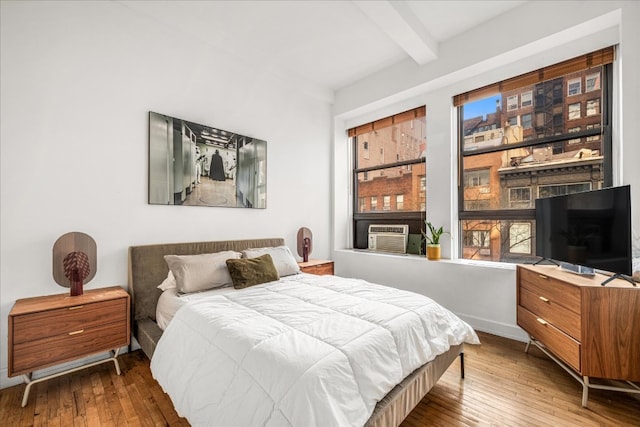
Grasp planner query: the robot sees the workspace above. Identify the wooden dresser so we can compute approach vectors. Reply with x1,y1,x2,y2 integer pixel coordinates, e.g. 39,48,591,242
298,259,334,275
516,264,640,406
8,286,130,406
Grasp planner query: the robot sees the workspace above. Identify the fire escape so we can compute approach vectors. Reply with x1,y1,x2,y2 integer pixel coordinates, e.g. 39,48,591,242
534,77,565,154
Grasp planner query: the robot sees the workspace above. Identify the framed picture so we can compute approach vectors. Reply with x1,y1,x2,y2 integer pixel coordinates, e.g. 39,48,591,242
149,112,266,208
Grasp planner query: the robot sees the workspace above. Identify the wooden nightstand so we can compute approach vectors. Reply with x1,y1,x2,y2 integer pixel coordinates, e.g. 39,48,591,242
298,259,334,275
8,286,130,407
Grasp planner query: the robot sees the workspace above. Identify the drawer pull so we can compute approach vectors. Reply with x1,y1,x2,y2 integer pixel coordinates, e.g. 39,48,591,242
68,306,84,310
68,329,84,335
539,296,550,303
536,318,548,325
538,274,548,280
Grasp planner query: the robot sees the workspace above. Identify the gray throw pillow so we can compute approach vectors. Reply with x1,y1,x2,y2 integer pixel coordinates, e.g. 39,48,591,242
164,251,241,294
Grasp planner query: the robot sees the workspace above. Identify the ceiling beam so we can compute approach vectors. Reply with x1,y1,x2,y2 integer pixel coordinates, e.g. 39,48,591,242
354,0,438,65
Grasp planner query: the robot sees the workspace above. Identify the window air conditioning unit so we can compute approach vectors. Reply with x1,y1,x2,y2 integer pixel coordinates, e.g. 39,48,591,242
368,224,409,254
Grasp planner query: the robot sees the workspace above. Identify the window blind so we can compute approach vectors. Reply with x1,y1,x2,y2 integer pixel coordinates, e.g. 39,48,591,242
453,46,614,107
347,106,426,138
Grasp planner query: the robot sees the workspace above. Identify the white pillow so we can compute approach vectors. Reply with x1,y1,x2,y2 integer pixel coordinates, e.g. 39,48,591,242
164,251,242,294
242,246,300,277
157,270,176,291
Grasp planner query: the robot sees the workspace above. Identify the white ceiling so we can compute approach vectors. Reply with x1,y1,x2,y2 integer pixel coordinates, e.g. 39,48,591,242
120,0,527,96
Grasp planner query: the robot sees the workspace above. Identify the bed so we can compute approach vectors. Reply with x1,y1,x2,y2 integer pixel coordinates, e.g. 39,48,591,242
128,238,479,427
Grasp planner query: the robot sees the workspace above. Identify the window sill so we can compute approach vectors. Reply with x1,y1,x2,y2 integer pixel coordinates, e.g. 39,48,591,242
335,249,517,271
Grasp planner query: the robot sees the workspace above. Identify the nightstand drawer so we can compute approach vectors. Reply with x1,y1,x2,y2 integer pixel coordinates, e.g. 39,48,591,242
519,268,581,315
11,320,128,375
302,263,334,275
519,286,581,340
298,260,334,275
518,306,580,371
12,298,127,344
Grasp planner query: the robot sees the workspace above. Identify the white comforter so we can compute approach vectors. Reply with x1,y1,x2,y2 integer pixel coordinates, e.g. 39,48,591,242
151,274,479,427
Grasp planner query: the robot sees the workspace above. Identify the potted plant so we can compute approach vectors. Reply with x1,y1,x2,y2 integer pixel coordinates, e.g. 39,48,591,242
423,221,449,260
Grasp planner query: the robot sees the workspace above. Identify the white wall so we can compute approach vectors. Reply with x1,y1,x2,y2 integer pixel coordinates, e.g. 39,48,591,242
332,1,640,340
0,1,332,388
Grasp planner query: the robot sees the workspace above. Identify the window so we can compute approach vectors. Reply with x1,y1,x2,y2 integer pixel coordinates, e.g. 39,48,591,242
586,123,601,142
509,223,531,254
538,183,591,198
464,169,490,187
349,106,426,249
465,200,491,210
507,116,518,126
586,99,600,116
455,47,613,264
568,126,581,144
509,187,531,208
586,72,600,92
383,195,391,211
507,95,518,111
464,230,490,248
568,103,581,120
568,78,581,96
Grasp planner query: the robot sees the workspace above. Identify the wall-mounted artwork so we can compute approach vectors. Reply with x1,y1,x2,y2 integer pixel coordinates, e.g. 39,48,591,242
149,112,267,208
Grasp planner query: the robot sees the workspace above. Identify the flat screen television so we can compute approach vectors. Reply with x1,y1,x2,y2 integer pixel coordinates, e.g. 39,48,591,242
535,185,632,278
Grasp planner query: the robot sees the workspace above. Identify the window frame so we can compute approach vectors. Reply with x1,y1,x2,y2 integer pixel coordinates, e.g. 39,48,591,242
568,102,581,120
370,196,378,211
586,98,600,116
350,106,427,250
463,230,490,248
509,223,532,254
457,61,613,264
464,168,490,188
586,72,601,92
508,187,532,208
567,77,582,96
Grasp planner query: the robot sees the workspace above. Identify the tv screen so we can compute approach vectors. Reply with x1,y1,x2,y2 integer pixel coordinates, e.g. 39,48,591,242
535,185,632,276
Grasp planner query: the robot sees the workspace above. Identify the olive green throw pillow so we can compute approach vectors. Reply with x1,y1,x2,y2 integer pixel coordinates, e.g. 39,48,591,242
226,254,280,289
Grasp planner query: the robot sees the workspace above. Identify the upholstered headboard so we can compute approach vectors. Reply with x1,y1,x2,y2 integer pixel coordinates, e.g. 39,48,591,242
127,237,285,358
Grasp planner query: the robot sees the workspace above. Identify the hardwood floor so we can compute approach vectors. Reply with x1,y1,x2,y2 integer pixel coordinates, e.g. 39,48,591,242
1,331,638,426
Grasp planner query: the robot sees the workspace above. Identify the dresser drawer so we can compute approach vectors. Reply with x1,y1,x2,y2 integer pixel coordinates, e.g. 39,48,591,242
519,286,581,340
11,320,128,375
518,306,580,371
11,298,127,344
519,267,581,315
